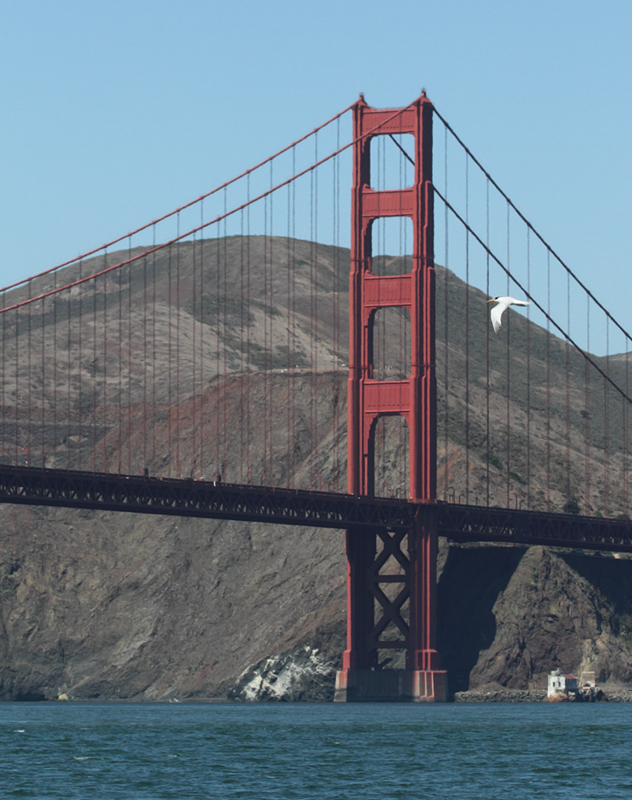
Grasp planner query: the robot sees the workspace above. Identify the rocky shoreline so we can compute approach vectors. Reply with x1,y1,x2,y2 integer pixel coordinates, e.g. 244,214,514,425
596,689,632,703
453,688,632,703
454,689,547,703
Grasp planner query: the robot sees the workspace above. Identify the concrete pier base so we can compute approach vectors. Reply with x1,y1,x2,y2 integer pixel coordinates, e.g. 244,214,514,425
334,669,447,702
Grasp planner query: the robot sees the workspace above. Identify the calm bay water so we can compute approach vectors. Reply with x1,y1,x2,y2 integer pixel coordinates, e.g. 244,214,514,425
1,701,631,799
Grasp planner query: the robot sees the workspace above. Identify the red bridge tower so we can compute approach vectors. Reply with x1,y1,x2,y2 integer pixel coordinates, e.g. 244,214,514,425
335,93,447,701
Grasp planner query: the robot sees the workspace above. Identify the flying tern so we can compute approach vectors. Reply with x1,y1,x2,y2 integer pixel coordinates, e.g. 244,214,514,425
487,296,529,335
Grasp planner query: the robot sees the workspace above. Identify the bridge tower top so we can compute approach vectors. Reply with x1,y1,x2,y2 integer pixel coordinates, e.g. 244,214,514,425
347,93,435,502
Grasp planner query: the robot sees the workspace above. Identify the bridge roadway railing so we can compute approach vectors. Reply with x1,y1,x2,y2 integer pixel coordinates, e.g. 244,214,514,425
0,464,631,553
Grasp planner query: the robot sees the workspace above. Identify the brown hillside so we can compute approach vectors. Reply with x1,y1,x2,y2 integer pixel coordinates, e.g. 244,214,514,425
0,237,631,700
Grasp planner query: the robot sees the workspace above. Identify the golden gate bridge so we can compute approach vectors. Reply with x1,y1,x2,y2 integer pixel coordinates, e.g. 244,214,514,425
1,93,631,701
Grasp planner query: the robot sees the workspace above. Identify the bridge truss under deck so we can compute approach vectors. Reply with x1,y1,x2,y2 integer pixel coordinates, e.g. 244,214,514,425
0,465,630,553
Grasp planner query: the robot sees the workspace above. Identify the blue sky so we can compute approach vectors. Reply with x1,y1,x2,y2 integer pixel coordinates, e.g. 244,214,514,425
2,0,632,351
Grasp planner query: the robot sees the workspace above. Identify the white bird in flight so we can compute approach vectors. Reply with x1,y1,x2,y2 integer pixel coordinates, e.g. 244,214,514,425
487,296,529,334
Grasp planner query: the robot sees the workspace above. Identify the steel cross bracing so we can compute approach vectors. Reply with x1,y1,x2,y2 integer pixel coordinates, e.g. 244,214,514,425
1,464,631,552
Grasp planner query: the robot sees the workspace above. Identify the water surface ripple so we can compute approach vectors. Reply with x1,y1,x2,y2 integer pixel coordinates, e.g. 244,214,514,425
1,702,631,799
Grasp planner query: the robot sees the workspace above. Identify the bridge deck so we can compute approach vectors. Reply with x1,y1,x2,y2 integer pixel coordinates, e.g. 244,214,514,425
1,465,631,553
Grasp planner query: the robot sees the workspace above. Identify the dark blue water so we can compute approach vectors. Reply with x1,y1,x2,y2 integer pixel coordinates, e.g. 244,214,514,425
1,702,631,799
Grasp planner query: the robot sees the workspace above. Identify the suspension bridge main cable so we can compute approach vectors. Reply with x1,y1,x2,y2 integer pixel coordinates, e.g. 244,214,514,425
433,107,632,348
0,96,424,493
433,186,632,410
0,103,360,297
0,100,422,319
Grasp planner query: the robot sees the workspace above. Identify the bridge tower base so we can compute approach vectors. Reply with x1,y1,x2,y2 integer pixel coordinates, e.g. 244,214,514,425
334,513,447,703
334,512,447,703
339,94,447,701
334,669,447,703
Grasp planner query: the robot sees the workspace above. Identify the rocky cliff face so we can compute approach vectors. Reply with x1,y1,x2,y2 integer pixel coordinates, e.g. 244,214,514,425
437,544,632,694
4,498,632,701
1,236,631,700
0,503,348,701
226,543,632,702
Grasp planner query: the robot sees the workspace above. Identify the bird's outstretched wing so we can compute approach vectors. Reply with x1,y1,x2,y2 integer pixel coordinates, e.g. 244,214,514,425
490,302,506,334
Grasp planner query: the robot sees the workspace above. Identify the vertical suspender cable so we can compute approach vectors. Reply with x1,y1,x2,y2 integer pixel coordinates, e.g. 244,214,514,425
506,203,511,508
286,178,292,486
28,279,31,468
66,264,72,469
15,304,19,467
263,190,269,484
76,262,82,471
39,289,45,467
167,243,173,478
269,171,275,485
143,242,148,474
309,153,316,488
216,218,222,480
117,250,123,474
199,203,204,478
546,249,551,512
45,297,50,467
128,236,133,474
92,275,97,471
625,346,630,512
1,290,5,463
605,319,610,516
337,123,342,492
175,215,181,477
464,154,470,504
40,296,45,467
526,229,531,508
53,270,58,468
246,178,252,482
443,128,449,501
191,231,196,478
565,267,571,506
290,150,297,488
102,252,107,471
313,131,319,487
15,303,19,467
585,297,591,512
222,190,229,480
2,294,8,463
26,275,31,468
240,209,246,483
151,227,157,475
485,179,491,507
42,291,47,467
332,129,340,492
